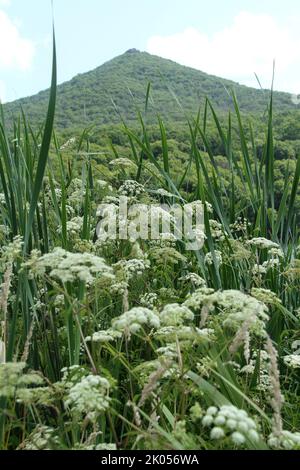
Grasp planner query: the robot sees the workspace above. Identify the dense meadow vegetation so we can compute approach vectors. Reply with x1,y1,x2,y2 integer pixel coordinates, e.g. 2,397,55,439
0,39,300,451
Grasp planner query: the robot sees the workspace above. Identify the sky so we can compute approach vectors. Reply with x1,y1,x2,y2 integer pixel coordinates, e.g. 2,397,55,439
1,0,300,103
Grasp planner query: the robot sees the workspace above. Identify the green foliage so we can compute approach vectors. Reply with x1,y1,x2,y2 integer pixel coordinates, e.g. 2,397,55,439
4,50,299,129
0,47,300,452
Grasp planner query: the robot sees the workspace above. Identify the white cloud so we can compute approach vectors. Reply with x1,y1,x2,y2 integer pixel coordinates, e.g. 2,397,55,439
147,12,300,93
0,9,35,71
0,0,11,6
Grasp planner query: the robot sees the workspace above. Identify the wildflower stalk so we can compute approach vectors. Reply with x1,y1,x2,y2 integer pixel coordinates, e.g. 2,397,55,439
73,311,98,375
0,263,13,363
265,336,283,436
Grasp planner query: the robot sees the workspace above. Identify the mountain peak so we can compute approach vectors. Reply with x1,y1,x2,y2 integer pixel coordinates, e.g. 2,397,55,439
125,48,140,54
4,50,295,129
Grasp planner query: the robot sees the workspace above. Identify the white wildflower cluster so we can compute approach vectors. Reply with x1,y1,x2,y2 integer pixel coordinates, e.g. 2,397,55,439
240,350,271,392
252,258,280,276
85,329,122,344
118,180,145,197
0,193,5,204
109,158,137,170
205,202,213,213
153,188,175,198
1,236,23,264
283,354,300,369
56,216,83,237
95,179,113,192
110,281,129,295
265,258,281,269
26,248,115,286
0,224,9,239
178,273,207,288
65,375,111,422
101,195,121,206
160,303,194,326
283,339,300,369
150,247,186,265
269,248,284,259
134,358,177,384
65,217,83,236
205,251,223,267
61,365,87,387
159,287,178,302
156,344,178,360
111,307,160,336
209,220,225,242
196,357,217,378
268,430,300,450
114,258,150,281
67,178,86,206
255,350,272,391
228,239,252,261
184,287,215,311
140,292,158,309
155,326,213,344
285,259,300,281
251,288,282,306
190,402,203,421
202,405,260,446
219,291,269,333
292,340,300,352
51,188,63,203
0,363,26,397
130,242,147,260
0,363,44,398
252,264,268,276
21,425,59,450
185,289,269,336
247,238,280,250
230,217,250,234
185,200,203,214
185,200,211,215
53,294,65,312
43,177,62,200
149,232,177,248
73,239,96,254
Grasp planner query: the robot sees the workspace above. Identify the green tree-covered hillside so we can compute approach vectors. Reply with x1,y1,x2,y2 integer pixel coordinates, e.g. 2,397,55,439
4,49,298,129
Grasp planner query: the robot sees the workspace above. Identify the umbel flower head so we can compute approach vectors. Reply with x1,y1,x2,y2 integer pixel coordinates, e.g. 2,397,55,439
185,288,269,336
111,307,160,336
65,375,111,422
24,248,115,286
268,430,300,450
202,405,260,446
0,363,44,398
159,303,194,326
178,273,207,288
283,354,300,369
0,236,23,265
246,238,280,251
118,180,145,197
20,425,60,450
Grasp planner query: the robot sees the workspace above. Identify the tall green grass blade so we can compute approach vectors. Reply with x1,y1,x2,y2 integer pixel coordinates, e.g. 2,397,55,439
24,28,57,251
